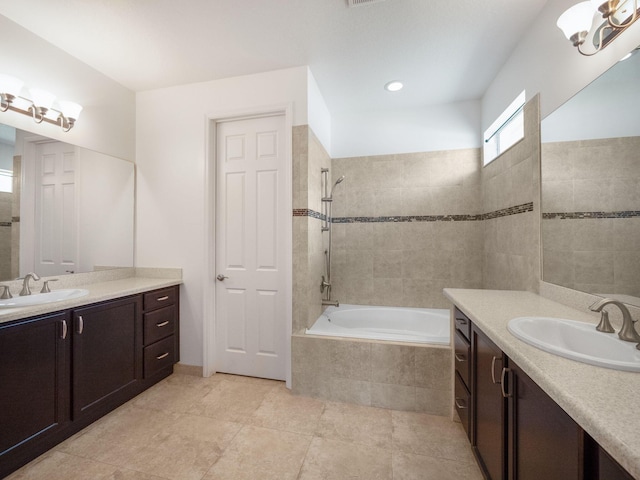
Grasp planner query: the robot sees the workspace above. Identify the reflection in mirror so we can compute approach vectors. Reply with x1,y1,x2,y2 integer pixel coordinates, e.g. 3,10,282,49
541,49,640,306
0,124,134,282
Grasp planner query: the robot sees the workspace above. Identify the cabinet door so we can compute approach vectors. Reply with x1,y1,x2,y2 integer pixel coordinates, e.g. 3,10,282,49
0,312,70,478
472,324,506,480
507,360,582,480
72,296,142,419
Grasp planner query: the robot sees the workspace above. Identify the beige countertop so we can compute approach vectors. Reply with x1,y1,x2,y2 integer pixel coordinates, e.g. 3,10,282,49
0,274,181,325
443,288,640,479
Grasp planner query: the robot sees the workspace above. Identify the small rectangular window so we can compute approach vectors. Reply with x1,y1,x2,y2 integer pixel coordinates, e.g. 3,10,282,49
0,169,13,193
483,90,525,166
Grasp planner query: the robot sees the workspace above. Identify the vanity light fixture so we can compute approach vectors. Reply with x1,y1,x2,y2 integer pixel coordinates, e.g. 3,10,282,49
557,0,639,56
384,80,403,92
0,74,82,132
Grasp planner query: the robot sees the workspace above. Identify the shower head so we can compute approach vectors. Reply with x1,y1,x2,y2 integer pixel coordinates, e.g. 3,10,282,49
330,175,345,197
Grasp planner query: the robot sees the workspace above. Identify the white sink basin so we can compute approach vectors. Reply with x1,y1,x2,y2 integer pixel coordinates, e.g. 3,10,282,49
0,289,89,308
508,316,640,372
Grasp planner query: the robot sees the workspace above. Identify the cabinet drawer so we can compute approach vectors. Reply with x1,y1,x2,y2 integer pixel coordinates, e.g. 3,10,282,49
454,329,470,387
143,305,176,346
454,372,471,440
144,336,175,378
454,308,471,341
144,287,176,311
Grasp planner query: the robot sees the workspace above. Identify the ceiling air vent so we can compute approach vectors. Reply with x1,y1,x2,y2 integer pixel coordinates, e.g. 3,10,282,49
347,0,386,7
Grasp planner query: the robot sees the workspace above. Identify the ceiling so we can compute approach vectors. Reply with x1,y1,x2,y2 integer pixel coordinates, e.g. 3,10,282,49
0,0,549,118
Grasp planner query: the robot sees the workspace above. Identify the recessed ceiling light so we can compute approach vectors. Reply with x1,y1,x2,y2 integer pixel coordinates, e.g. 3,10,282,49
384,81,403,92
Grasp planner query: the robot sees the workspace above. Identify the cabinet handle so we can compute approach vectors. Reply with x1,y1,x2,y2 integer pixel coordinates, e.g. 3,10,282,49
61,320,68,339
501,367,512,398
457,318,467,325
491,356,501,384
156,321,170,327
157,296,169,302
77,316,84,334
156,352,169,360
454,353,466,362
454,397,467,409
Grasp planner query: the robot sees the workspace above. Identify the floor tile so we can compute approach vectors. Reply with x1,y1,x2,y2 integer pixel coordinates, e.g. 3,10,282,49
202,425,312,480
5,451,165,480
298,437,392,480
187,378,276,423
392,451,484,480
316,401,392,449
392,411,476,464
130,378,212,414
247,386,325,435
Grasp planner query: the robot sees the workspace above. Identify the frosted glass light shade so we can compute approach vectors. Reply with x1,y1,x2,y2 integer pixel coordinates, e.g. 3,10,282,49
0,74,24,97
557,2,596,39
590,0,608,12
58,101,83,120
29,88,56,110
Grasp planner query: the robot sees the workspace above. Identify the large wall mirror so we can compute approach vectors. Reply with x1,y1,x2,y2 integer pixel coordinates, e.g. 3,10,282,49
541,49,640,306
0,124,134,282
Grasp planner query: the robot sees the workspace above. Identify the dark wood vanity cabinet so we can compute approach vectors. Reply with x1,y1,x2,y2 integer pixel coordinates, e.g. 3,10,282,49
0,286,180,479
456,306,632,480
471,322,507,480
506,360,582,480
72,296,143,421
0,311,70,478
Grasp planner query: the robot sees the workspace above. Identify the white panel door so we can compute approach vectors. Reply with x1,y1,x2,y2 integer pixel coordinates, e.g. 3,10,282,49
215,114,286,380
34,141,77,276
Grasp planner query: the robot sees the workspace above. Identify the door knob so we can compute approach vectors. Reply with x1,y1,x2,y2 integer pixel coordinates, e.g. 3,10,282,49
216,274,228,281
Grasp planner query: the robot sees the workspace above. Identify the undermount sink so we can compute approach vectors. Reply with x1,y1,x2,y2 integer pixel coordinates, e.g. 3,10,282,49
508,316,640,372
0,289,89,308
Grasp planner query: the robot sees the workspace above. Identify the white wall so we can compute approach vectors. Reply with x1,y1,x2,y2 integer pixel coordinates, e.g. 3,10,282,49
330,100,481,158
0,15,135,161
482,0,640,129
135,66,308,367
307,69,332,156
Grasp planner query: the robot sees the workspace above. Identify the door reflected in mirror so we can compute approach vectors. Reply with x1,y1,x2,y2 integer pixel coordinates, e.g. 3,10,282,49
541,49,640,306
0,125,134,282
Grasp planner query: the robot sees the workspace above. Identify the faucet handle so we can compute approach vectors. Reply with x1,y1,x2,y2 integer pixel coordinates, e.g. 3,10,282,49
595,310,615,333
0,285,12,299
40,279,59,293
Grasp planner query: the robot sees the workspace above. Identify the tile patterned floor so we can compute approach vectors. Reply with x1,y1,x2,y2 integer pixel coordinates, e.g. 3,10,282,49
7,373,482,480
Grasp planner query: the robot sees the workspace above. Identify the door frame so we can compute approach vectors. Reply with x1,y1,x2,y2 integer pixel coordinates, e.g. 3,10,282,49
203,104,293,387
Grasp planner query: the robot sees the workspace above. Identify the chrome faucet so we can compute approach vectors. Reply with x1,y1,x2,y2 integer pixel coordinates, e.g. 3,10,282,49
19,272,41,296
589,298,640,343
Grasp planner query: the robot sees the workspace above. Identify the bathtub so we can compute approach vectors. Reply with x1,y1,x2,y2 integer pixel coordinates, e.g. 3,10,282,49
305,304,450,344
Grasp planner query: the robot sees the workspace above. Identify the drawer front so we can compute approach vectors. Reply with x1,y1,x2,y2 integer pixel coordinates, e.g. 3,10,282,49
454,372,471,440
454,308,471,341
144,336,175,378
454,330,470,387
144,305,176,346
144,287,177,311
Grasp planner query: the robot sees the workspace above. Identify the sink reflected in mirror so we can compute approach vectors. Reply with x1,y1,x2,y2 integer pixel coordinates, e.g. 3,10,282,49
0,288,89,308
508,316,640,372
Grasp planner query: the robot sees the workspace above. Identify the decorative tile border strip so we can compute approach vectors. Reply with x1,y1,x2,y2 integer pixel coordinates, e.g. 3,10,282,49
311,202,535,224
543,211,640,220
483,202,534,220
0,222,11,227
11,216,19,222
293,209,327,221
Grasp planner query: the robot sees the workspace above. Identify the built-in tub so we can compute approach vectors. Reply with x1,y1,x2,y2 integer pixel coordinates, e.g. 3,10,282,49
305,304,450,344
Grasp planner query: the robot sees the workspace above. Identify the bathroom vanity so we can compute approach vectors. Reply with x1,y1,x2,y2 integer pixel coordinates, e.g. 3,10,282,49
445,288,636,480
0,276,180,478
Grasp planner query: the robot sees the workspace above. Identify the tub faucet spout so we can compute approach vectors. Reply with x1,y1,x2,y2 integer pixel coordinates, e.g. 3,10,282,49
322,300,339,307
